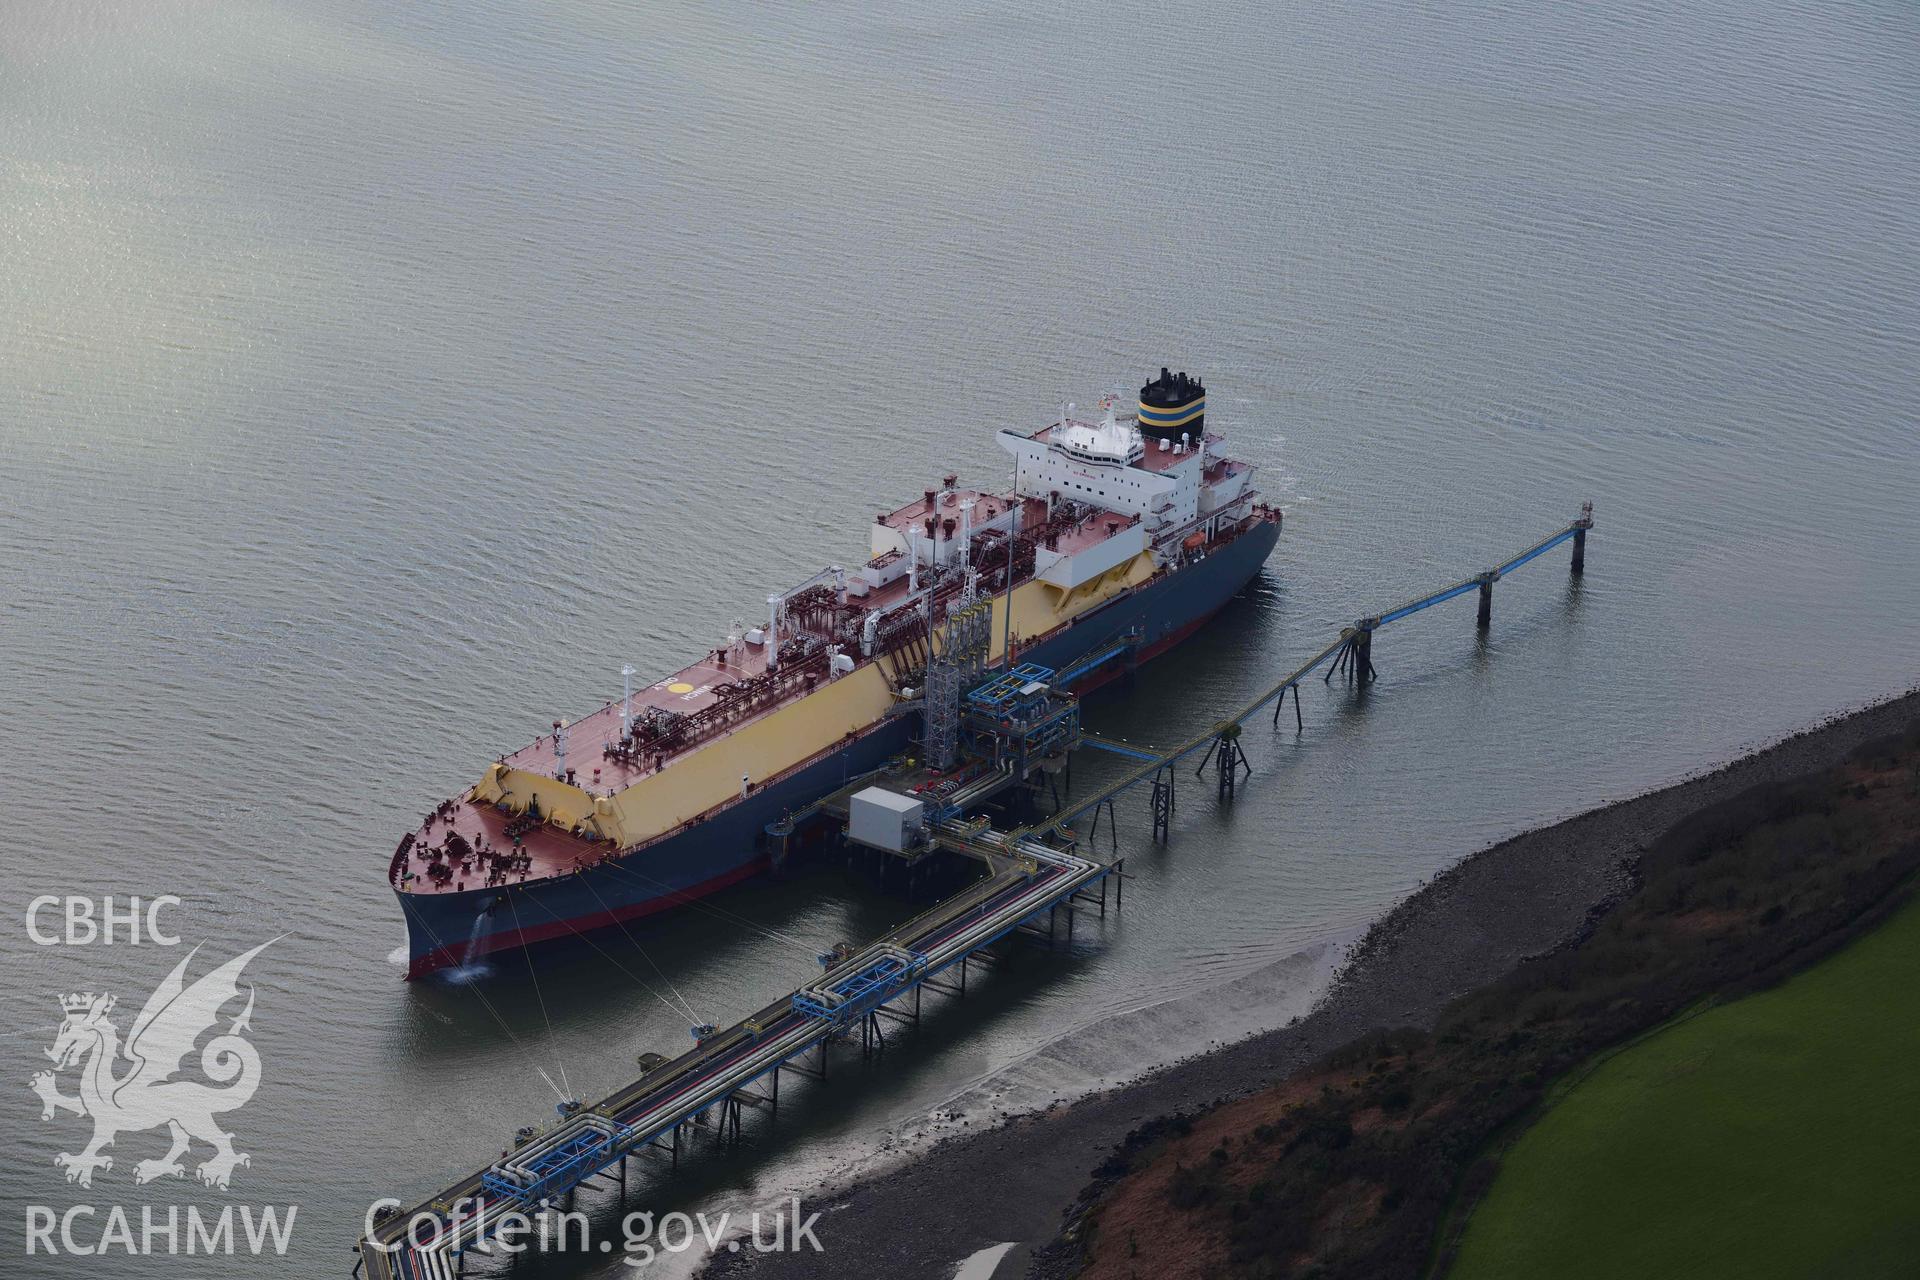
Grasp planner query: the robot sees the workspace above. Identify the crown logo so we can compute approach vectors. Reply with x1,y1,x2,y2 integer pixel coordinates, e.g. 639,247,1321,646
60,992,102,1014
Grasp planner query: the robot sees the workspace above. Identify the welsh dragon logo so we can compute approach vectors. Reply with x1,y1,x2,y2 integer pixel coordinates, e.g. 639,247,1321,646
30,941,273,1190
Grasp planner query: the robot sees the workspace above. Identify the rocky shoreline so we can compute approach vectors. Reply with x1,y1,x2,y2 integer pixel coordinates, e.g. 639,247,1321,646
706,688,1920,1280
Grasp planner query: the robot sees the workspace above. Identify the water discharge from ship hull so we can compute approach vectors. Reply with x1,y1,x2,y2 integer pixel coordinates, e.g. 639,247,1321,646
440,912,494,984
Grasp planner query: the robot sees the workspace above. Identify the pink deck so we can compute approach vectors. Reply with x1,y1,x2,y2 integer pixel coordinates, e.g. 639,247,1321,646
397,797,614,890
501,641,777,794
876,486,1017,533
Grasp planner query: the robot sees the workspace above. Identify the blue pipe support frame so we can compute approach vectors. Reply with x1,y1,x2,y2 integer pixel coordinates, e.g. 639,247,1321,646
965,663,1057,713
483,1125,635,1207
1371,577,1484,628
1366,525,1584,631
1036,514,1593,836
1055,641,1133,687
1078,735,1164,763
793,951,929,1023
1495,526,1579,577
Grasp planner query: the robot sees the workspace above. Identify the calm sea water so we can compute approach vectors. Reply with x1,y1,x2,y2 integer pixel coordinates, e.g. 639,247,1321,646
4,1,1917,1275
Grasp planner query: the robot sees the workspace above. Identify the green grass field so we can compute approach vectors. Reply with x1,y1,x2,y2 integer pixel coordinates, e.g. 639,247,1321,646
1450,893,1920,1280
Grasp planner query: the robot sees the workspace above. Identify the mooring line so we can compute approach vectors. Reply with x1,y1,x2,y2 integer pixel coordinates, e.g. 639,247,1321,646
506,892,574,1102
518,883,704,1027
405,910,568,1105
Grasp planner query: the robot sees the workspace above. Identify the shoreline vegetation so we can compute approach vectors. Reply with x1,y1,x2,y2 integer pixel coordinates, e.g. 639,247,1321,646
1061,701,1920,1279
706,689,1920,1280
1447,890,1920,1279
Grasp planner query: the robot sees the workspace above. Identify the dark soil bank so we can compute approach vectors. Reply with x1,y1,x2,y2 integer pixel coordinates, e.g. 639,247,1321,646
705,689,1920,1280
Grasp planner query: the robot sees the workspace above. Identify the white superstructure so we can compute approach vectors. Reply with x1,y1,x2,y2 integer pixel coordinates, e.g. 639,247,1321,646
998,397,1255,562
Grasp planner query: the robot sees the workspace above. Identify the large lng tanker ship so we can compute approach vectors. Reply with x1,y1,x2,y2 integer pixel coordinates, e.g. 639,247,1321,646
392,370,1281,978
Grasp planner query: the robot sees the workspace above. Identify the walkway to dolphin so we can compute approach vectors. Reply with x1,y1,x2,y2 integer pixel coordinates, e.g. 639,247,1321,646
1057,507,1595,838
356,508,1592,1278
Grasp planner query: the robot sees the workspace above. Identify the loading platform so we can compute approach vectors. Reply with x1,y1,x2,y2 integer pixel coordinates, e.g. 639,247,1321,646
355,508,1592,1277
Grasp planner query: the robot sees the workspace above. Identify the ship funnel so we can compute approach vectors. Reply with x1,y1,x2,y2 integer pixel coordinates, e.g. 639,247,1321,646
1137,367,1205,442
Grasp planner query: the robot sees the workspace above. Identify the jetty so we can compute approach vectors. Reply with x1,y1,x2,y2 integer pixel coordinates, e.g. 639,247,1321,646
356,508,1593,1278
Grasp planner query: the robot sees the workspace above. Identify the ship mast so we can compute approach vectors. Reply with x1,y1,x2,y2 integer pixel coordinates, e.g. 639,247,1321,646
1002,459,1018,666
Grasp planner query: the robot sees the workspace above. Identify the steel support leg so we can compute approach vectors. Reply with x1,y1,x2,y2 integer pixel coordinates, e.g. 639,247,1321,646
924,955,964,997
1326,636,1357,682
1211,732,1249,800
1273,682,1303,728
